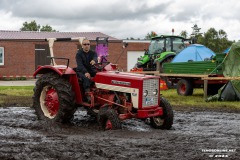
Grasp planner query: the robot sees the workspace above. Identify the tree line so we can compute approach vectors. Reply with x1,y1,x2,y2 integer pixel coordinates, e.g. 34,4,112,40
179,24,233,53
144,25,233,53
20,21,233,53
20,20,57,32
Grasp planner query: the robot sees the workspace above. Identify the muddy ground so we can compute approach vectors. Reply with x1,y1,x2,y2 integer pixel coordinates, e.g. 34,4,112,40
0,107,239,160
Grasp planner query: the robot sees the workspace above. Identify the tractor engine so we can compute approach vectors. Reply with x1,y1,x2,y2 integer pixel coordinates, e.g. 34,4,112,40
94,71,160,116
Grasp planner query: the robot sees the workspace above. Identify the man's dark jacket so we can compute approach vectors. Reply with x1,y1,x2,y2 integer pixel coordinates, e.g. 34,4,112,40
76,49,98,77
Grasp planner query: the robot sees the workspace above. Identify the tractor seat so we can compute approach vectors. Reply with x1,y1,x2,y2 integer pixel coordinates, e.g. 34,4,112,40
73,68,83,84
73,67,77,72
73,67,95,87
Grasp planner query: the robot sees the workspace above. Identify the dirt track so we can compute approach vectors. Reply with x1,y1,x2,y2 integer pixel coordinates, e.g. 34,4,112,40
0,107,239,160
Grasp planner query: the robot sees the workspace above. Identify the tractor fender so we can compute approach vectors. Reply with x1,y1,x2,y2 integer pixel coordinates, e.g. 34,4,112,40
33,65,83,104
155,52,176,64
137,55,150,65
33,65,76,77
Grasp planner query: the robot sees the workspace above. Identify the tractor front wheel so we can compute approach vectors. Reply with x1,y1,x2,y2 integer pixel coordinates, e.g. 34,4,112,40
97,105,122,130
150,97,173,129
33,72,76,123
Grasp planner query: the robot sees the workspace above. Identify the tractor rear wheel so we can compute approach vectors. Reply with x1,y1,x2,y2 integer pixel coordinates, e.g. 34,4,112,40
177,79,193,96
97,105,122,130
33,72,76,123
150,97,173,129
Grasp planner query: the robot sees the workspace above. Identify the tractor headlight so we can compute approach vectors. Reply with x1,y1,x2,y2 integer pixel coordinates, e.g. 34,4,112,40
153,89,158,95
143,90,148,97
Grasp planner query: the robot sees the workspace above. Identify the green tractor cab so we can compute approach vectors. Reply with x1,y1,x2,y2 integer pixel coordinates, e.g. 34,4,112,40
135,35,188,71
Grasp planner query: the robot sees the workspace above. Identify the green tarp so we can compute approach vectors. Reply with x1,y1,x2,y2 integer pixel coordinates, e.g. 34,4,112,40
207,41,240,101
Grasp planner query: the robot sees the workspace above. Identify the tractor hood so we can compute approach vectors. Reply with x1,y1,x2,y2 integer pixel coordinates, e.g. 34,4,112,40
94,71,158,89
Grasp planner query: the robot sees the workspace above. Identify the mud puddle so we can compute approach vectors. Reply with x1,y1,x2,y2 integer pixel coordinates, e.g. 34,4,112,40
0,107,239,159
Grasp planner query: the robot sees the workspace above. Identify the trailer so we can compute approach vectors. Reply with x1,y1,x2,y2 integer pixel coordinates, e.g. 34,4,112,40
159,73,227,96
131,53,228,97
132,42,240,102
160,53,228,96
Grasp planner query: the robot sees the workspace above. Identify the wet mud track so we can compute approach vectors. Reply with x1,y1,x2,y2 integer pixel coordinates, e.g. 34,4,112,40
0,107,239,160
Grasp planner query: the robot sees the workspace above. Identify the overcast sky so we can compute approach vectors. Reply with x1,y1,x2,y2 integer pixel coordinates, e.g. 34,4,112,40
0,0,239,41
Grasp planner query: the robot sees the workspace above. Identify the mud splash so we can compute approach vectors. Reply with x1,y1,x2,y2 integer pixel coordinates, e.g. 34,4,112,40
0,107,239,159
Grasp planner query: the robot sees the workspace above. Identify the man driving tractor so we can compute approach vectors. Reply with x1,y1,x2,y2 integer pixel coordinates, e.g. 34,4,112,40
75,38,98,102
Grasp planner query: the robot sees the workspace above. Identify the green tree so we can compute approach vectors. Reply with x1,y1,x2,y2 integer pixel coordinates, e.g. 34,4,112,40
201,28,232,53
188,24,233,52
20,20,40,31
145,31,157,39
20,20,57,32
217,29,232,52
179,30,188,39
40,24,56,32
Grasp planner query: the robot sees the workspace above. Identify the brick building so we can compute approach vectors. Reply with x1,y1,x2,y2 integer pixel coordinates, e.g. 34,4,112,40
0,30,149,79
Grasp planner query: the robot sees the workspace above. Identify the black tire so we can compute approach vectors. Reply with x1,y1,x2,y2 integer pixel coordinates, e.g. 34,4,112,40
97,105,122,130
177,79,193,96
135,62,142,68
33,72,76,123
150,97,173,129
86,108,98,117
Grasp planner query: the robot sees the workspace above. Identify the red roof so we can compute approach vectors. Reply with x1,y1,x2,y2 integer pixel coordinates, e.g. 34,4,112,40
0,30,119,41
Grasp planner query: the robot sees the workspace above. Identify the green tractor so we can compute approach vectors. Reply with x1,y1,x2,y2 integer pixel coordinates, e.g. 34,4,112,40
134,35,188,71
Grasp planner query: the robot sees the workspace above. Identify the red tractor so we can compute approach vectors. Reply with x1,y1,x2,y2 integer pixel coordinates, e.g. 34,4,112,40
32,38,174,130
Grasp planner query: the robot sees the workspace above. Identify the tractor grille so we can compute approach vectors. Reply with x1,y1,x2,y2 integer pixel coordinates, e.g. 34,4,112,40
142,78,159,107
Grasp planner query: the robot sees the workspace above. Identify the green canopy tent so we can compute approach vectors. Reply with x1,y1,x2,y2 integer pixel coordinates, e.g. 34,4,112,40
207,41,240,101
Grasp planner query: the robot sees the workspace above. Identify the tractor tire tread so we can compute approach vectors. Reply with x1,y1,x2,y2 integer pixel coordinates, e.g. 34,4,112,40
150,97,173,129
33,72,76,123
98,105,122,130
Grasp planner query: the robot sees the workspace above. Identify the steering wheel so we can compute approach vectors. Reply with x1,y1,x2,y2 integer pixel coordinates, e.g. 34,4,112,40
92,62,110,71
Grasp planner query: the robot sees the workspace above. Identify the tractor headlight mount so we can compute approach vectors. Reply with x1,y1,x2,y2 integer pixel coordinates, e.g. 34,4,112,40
153,89,158,95
143,90,148,97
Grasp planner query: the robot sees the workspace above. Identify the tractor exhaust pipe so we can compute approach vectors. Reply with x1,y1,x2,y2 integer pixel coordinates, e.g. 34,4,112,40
46,37,85,66
47,38,57,66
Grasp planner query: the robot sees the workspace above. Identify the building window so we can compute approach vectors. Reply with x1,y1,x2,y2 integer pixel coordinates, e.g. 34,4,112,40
0,47,4,65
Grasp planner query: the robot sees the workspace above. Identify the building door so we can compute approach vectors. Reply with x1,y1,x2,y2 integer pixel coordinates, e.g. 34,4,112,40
127,51,145,71
35,44,51,70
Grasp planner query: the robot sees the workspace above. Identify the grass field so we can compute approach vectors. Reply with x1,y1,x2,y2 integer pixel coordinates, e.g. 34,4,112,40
0,86,239,111
0,86,34,107
161,89,240,111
